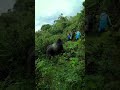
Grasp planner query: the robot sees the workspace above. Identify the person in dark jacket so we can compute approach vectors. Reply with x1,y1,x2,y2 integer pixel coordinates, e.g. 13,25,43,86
85,12,94,33
72,30,76,41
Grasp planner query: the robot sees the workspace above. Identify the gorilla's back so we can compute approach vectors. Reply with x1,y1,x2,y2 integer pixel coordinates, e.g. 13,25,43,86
52,43,57,50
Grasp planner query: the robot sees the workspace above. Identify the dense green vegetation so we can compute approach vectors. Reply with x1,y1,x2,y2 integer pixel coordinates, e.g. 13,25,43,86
36,0,120,89
0,0,35,89
0,0,120,89
85,0,120,89
35,8,85,89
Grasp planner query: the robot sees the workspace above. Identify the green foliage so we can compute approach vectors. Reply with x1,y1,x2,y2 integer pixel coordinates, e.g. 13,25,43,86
85,0,120,89
35,8,85,89
0,0,35,89
41,24,52,31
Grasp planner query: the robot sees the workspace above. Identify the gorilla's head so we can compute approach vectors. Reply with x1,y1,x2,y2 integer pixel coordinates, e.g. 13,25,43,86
56,38,63,46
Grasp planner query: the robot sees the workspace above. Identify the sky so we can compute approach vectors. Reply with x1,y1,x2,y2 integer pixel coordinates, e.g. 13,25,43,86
35,0,85,31
0,0,16,14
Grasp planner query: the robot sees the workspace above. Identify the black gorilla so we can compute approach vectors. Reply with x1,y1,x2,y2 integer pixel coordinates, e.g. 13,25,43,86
46,39,64,58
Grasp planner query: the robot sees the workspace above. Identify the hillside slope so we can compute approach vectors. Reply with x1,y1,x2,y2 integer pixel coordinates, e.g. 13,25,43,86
35,10,85,89
85,0,120,89
36,40,85,89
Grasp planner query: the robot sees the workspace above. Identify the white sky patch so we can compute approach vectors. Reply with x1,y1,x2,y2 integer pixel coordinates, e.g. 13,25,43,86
35,0,85,31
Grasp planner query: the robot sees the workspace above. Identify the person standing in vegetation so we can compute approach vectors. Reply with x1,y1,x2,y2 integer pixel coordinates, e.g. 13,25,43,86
70,31,73,40
75,31,81,40
72,30,76,41
67,33,71,41
67,31,74,41
98,11,112,33
85,12,94,33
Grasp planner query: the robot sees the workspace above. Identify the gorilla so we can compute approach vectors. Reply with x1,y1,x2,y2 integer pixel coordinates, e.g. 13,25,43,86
46,39,64,58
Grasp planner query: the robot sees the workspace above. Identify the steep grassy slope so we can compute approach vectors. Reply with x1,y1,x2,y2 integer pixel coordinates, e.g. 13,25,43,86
35,10,85,89
36,39,85,89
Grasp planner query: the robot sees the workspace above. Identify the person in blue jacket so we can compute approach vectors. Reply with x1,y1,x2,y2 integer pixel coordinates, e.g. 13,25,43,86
67,33,71,41
99,11,112,32
75,31,81,40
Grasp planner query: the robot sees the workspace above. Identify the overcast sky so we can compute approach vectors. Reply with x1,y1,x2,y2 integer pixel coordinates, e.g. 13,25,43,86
35,0,84,31
0,0,16,14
